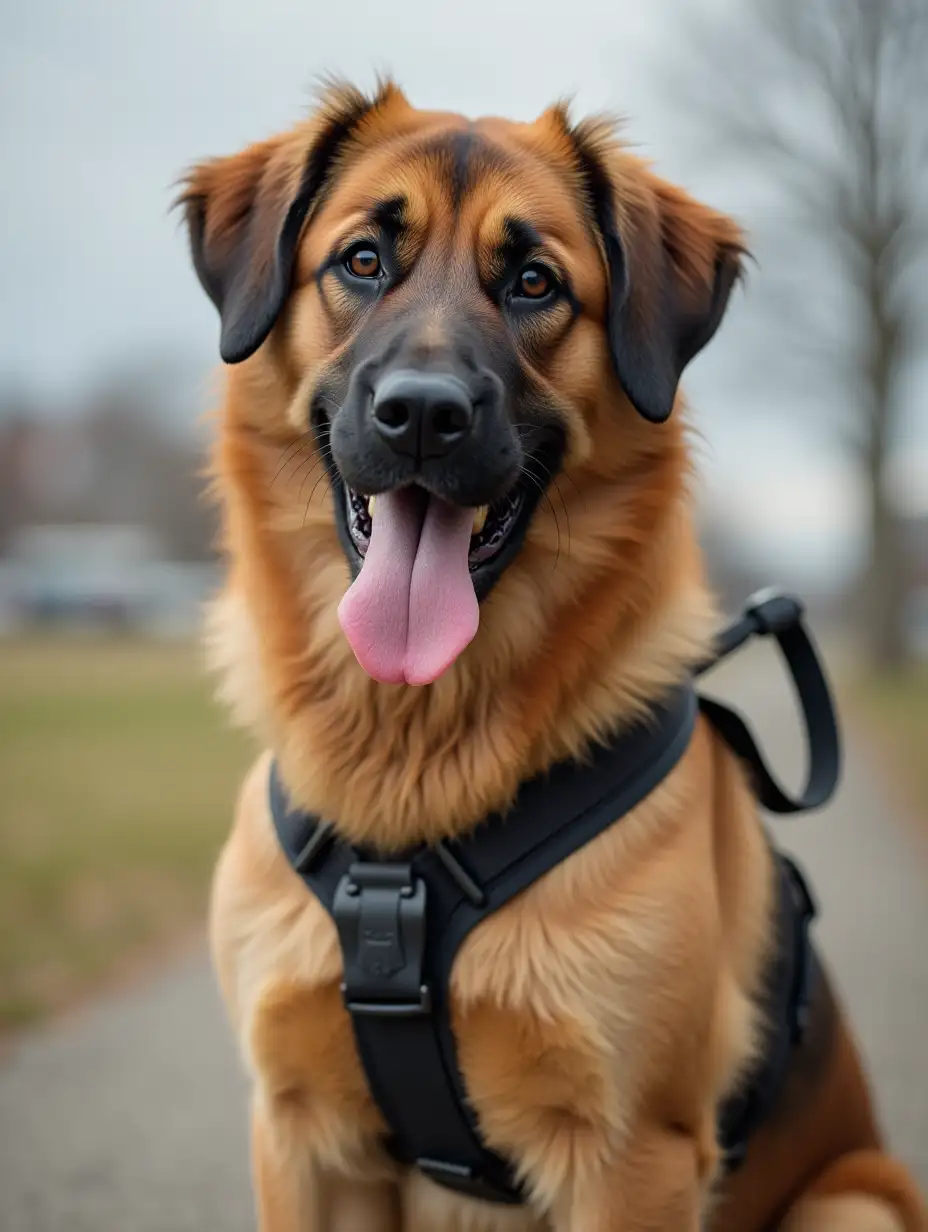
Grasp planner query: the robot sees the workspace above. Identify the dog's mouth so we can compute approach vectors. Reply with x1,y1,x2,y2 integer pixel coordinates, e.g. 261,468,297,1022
322,424,563,688
344,485,526,572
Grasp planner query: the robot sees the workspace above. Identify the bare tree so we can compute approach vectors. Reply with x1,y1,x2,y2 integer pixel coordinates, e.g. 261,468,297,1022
666,0,928,669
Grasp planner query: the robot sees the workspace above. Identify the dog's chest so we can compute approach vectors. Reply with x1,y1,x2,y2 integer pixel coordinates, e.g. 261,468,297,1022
244,868,687,1180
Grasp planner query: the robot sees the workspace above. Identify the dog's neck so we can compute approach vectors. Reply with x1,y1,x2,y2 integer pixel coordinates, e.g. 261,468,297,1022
208,389,718,851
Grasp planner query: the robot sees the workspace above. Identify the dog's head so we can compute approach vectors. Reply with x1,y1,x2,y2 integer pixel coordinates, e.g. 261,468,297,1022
181,82,743,689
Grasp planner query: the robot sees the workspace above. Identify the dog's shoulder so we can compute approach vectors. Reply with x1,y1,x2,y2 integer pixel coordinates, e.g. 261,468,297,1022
210,753,341,1025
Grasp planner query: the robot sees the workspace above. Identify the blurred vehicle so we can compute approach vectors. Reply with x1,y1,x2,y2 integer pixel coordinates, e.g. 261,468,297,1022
0,523,217,637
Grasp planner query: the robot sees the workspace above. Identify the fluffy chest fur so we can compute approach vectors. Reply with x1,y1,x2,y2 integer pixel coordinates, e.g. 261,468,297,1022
212,723,766,1228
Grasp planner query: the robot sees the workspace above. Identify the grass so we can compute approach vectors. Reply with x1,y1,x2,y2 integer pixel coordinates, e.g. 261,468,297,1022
851,666,928,826
0,637,253,1030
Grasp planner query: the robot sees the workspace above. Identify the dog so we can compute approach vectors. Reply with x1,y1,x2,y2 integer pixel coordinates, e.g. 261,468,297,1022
180,80,925,1230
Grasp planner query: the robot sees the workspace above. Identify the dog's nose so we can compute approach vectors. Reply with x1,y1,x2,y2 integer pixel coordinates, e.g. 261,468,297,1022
371,370,474,460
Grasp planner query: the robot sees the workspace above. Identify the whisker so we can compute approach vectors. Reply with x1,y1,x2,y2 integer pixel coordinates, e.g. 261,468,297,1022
539,473,572,564
524,456,572,566
519,465,561,573
272,435,316,487
521,459,571,569
542,491,562,574
551,468,583,508
304,477,332,528
288,441,331,475
293,455,324,496
296,447,334,499
524,450,585,511
508,427,585,514
306,467,334,511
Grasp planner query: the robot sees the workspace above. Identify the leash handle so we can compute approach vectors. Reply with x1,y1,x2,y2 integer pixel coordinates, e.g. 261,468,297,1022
696,590,841,814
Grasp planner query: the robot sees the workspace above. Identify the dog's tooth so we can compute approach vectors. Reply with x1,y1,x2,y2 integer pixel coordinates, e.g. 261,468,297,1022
472,505,489,535
367,495,375,516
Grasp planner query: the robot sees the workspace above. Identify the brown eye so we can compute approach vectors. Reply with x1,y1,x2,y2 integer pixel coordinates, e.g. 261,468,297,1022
516,263,554,300
345,245,382,279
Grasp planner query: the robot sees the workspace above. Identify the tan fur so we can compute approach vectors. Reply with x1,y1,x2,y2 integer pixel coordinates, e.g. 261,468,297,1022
188,82,926,1230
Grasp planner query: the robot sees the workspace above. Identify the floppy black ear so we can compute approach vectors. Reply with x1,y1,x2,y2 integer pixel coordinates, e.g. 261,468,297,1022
177,82,397,365
572,122,745,423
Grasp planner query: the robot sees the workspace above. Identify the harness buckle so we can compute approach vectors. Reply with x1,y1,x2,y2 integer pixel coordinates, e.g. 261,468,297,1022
333,862,430,1017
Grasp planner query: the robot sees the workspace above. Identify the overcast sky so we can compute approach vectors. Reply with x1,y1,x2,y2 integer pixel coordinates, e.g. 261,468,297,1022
2,0,925,585
0,0,677,397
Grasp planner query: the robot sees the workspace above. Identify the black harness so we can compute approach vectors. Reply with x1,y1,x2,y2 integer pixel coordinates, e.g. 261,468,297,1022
269,589,840,1204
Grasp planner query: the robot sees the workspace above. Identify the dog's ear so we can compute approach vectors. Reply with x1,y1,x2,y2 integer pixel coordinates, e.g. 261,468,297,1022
570,117,746,423
177,81,403,365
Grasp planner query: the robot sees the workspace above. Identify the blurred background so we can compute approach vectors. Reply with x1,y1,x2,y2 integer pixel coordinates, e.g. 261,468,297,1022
1,0,926,1226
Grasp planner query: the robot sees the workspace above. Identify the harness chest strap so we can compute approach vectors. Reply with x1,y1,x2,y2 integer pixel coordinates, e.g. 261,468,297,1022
269,590,840,1204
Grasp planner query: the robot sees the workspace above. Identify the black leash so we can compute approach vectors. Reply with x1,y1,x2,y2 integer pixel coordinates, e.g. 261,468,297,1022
269,589,841,1202
696,589,841,814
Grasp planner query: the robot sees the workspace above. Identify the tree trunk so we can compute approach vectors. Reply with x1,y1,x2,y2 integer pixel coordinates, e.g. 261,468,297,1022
864,477,908,671
859,178,910,672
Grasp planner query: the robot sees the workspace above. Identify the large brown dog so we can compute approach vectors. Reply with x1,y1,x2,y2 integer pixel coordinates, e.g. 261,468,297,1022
181,81,925,1230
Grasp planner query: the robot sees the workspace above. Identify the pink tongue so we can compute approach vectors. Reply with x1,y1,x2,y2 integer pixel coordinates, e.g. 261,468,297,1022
337,490,479,685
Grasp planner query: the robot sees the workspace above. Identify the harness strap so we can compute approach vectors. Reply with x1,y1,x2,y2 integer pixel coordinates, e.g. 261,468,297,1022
271,684,699,1203
695,589,840,813
271,768,513,1199
716,853,818,1168
269,589,840,1203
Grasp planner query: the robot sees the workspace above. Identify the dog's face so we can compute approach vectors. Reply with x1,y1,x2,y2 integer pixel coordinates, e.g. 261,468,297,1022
182,83,743,688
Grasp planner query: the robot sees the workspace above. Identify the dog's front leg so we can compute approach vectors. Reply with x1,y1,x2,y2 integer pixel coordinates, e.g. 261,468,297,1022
251,1098,317,1232
251,1098,401,1232
549,1125,705,1232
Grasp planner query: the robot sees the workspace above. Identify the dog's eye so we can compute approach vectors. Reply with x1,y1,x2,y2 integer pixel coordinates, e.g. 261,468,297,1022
344,244,382,279
514,263,555,300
